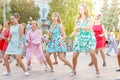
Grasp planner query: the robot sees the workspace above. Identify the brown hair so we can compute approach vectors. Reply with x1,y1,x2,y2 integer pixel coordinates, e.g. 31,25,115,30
11,13,20,19
52,12,62,23
75,3,88,24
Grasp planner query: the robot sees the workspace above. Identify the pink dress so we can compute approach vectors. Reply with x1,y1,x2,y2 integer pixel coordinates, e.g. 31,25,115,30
26,29,46,64
93,24,106,48
2,30,10,51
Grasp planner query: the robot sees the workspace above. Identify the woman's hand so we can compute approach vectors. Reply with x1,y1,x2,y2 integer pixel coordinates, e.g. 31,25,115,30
59,37,65,43
59,37,63,43
74,26,80,32
99,34,104,37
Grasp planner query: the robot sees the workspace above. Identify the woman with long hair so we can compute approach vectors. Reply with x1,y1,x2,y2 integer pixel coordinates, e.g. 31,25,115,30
45,12,73,73
89,14,106,66
70,3,100,77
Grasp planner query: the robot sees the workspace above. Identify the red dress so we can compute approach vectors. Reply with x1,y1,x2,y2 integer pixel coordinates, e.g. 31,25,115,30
93,24,106,48
0,39,4,50
0,32,4,50
2,30,10,51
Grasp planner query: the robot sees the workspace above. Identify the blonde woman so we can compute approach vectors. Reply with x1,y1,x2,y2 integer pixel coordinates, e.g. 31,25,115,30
45,12,73,73
25,21,46,70
70,4,100,77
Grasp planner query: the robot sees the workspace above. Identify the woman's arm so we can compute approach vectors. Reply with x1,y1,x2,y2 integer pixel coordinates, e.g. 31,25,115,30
19,24,24,45
99,24,106,37
60,25,66,41
70,24,80,38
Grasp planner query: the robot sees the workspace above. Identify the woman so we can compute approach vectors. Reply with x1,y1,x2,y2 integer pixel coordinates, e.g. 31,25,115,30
45,12,73,72
2,13,29,76
0,25,4,63
25,21,46,70
89,14,106,66
106,27,118,56
2,21,11,54
70,4,100,77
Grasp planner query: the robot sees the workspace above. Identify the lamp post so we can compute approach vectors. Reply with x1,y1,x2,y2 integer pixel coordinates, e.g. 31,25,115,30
3,0,6,27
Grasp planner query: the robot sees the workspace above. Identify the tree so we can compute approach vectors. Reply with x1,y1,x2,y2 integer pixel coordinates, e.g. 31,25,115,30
48,0,66,21
63,0,92,36
102,0,120,30
48,0,93,37
0,0,3,25
10,0,40,23
0,0,10,25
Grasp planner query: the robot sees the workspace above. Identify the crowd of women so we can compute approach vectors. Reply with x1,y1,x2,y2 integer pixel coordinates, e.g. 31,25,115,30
0,3,120,79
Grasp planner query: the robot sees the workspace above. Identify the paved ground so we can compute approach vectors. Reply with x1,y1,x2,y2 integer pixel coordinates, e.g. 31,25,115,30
0,51,120,80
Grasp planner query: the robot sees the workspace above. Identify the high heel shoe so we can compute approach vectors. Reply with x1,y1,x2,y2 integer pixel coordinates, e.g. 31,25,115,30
69,71,76,77
53,62,58,65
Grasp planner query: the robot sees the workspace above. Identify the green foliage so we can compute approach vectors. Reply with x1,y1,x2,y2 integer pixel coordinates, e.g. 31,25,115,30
48,0,66,21
10,0,40,23
101,0,120,31
48,0,93,37
0,0,10,25
0,0,3,25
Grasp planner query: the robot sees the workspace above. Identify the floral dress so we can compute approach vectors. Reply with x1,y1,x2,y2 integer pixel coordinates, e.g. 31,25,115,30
46,24,66,53
73,17,96,52
26,29,46,64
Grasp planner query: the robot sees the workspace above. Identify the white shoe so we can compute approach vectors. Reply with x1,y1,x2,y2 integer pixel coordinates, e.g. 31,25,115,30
44,67,49,71
96,74,100,78
24,71,29,76
2,71,11,76
69,73,75,77
69,71,76,77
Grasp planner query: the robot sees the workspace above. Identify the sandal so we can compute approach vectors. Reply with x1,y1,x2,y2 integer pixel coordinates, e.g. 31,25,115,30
69,71,76,77
96,71,100,78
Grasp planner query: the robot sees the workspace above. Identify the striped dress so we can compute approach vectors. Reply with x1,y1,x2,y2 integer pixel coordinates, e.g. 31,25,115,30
46,24,66,53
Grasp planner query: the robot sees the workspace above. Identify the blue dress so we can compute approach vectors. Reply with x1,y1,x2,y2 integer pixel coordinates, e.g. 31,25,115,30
73,17,96,52
5,24,23,55
46,24,66,53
